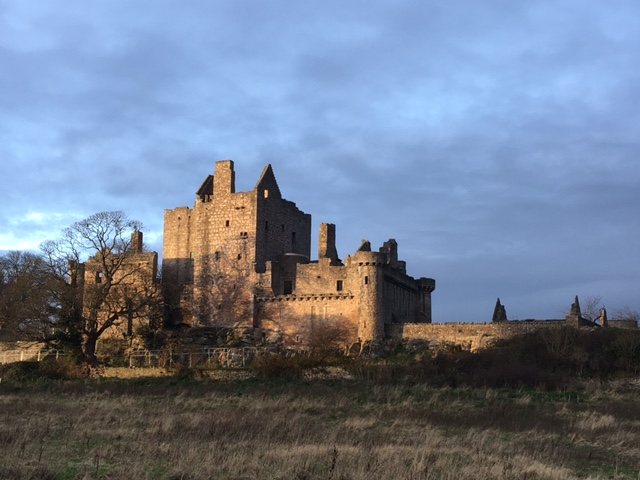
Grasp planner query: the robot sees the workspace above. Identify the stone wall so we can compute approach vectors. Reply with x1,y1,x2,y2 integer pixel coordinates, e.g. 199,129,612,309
391,319,637,351
257,293,359,346
393,321,567,351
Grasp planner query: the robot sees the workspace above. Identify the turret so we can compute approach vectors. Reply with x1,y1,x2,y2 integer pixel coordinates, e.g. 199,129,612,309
354,247,385,341
417,277,436,323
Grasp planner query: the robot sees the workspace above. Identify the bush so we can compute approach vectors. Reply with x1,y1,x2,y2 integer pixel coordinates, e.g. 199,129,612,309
250,353,305,380
0,359,84,383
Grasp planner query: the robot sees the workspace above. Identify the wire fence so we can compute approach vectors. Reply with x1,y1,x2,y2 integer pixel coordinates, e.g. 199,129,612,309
0,346,277,369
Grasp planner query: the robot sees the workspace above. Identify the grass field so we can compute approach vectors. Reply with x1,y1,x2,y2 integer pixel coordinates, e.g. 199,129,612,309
1,372,640,480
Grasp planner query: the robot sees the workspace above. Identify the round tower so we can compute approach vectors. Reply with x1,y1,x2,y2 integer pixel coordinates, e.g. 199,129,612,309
417,277,436,323
354,250,385,341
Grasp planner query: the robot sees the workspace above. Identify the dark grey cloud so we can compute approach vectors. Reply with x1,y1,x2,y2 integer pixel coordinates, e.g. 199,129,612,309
1,0,639,321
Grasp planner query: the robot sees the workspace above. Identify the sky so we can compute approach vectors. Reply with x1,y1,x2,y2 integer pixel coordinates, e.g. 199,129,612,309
1,0,639,323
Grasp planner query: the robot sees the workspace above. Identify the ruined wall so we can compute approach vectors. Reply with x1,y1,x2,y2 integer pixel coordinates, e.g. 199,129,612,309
382,271,419,325
392,319,639,351
257,293,359,346
608,319,639,329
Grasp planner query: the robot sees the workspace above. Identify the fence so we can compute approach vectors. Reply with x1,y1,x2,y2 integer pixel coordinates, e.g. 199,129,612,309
0,346,276,368
123,347,275,368
0,349,65,365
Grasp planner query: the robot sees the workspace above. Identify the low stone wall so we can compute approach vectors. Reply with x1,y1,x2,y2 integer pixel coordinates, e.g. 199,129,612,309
393,320,595,351
608,320,638,329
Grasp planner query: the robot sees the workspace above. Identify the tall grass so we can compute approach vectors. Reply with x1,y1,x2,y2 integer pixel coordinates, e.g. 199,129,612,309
1,379,640,479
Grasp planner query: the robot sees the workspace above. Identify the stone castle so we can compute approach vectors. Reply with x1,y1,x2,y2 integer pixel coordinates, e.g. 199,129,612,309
68,160,635,352
161,160,435,346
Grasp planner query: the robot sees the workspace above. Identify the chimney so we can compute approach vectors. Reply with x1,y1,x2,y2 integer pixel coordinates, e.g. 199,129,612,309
318,223,339,265
131,230,143,253
214,160,236,196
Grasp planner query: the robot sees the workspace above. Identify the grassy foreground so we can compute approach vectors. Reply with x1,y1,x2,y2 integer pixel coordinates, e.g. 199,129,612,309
1,374,640,480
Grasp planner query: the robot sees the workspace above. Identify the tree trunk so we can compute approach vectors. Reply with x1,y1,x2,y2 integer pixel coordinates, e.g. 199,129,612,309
83,334,99,366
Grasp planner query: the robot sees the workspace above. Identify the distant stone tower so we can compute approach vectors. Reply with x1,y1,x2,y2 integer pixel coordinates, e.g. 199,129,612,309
566,295,583,327
492,298,508,323
598,307,608,327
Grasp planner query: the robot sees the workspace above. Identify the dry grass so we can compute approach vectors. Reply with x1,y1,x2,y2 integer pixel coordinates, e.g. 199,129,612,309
1,378,640,480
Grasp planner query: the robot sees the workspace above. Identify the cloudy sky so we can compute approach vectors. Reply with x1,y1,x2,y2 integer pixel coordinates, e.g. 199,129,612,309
1,1,639,322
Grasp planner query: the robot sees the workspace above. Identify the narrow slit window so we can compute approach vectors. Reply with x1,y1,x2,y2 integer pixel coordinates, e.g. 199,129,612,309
336,280,343,292
225,220,230,227
364,276,369,285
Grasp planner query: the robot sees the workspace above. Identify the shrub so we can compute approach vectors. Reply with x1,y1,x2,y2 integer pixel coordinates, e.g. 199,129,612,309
250,353,304,380
0,358,83,383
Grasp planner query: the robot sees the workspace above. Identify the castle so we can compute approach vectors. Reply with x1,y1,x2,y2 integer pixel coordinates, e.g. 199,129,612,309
161,160,435,346
69,161,635,353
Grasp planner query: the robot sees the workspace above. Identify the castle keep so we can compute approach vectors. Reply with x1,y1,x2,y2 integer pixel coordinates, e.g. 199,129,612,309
162,160,435,345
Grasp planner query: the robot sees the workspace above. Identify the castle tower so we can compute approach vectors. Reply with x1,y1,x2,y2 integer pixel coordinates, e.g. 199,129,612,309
354,247,385,341
417,278,436,323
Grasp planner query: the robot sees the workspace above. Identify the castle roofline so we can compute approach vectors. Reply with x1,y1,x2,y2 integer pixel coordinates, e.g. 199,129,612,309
254,164,282,199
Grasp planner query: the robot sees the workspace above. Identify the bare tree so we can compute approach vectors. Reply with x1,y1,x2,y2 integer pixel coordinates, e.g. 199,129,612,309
613,306,640,324
40,211,160,365
307,317,351,359
579,295,603,322
192,237,255,328
0,251,53,342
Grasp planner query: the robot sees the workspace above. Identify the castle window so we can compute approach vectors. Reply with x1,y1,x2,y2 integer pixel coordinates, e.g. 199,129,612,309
281,224,285,232
284,280,293,295
291,232,296,245
364,276,369,285
95,271,103,284
336,280,343,292
225,220,230,227
240,232,248,238
215,251,220,261
237,254,242,260
264,189,269,199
